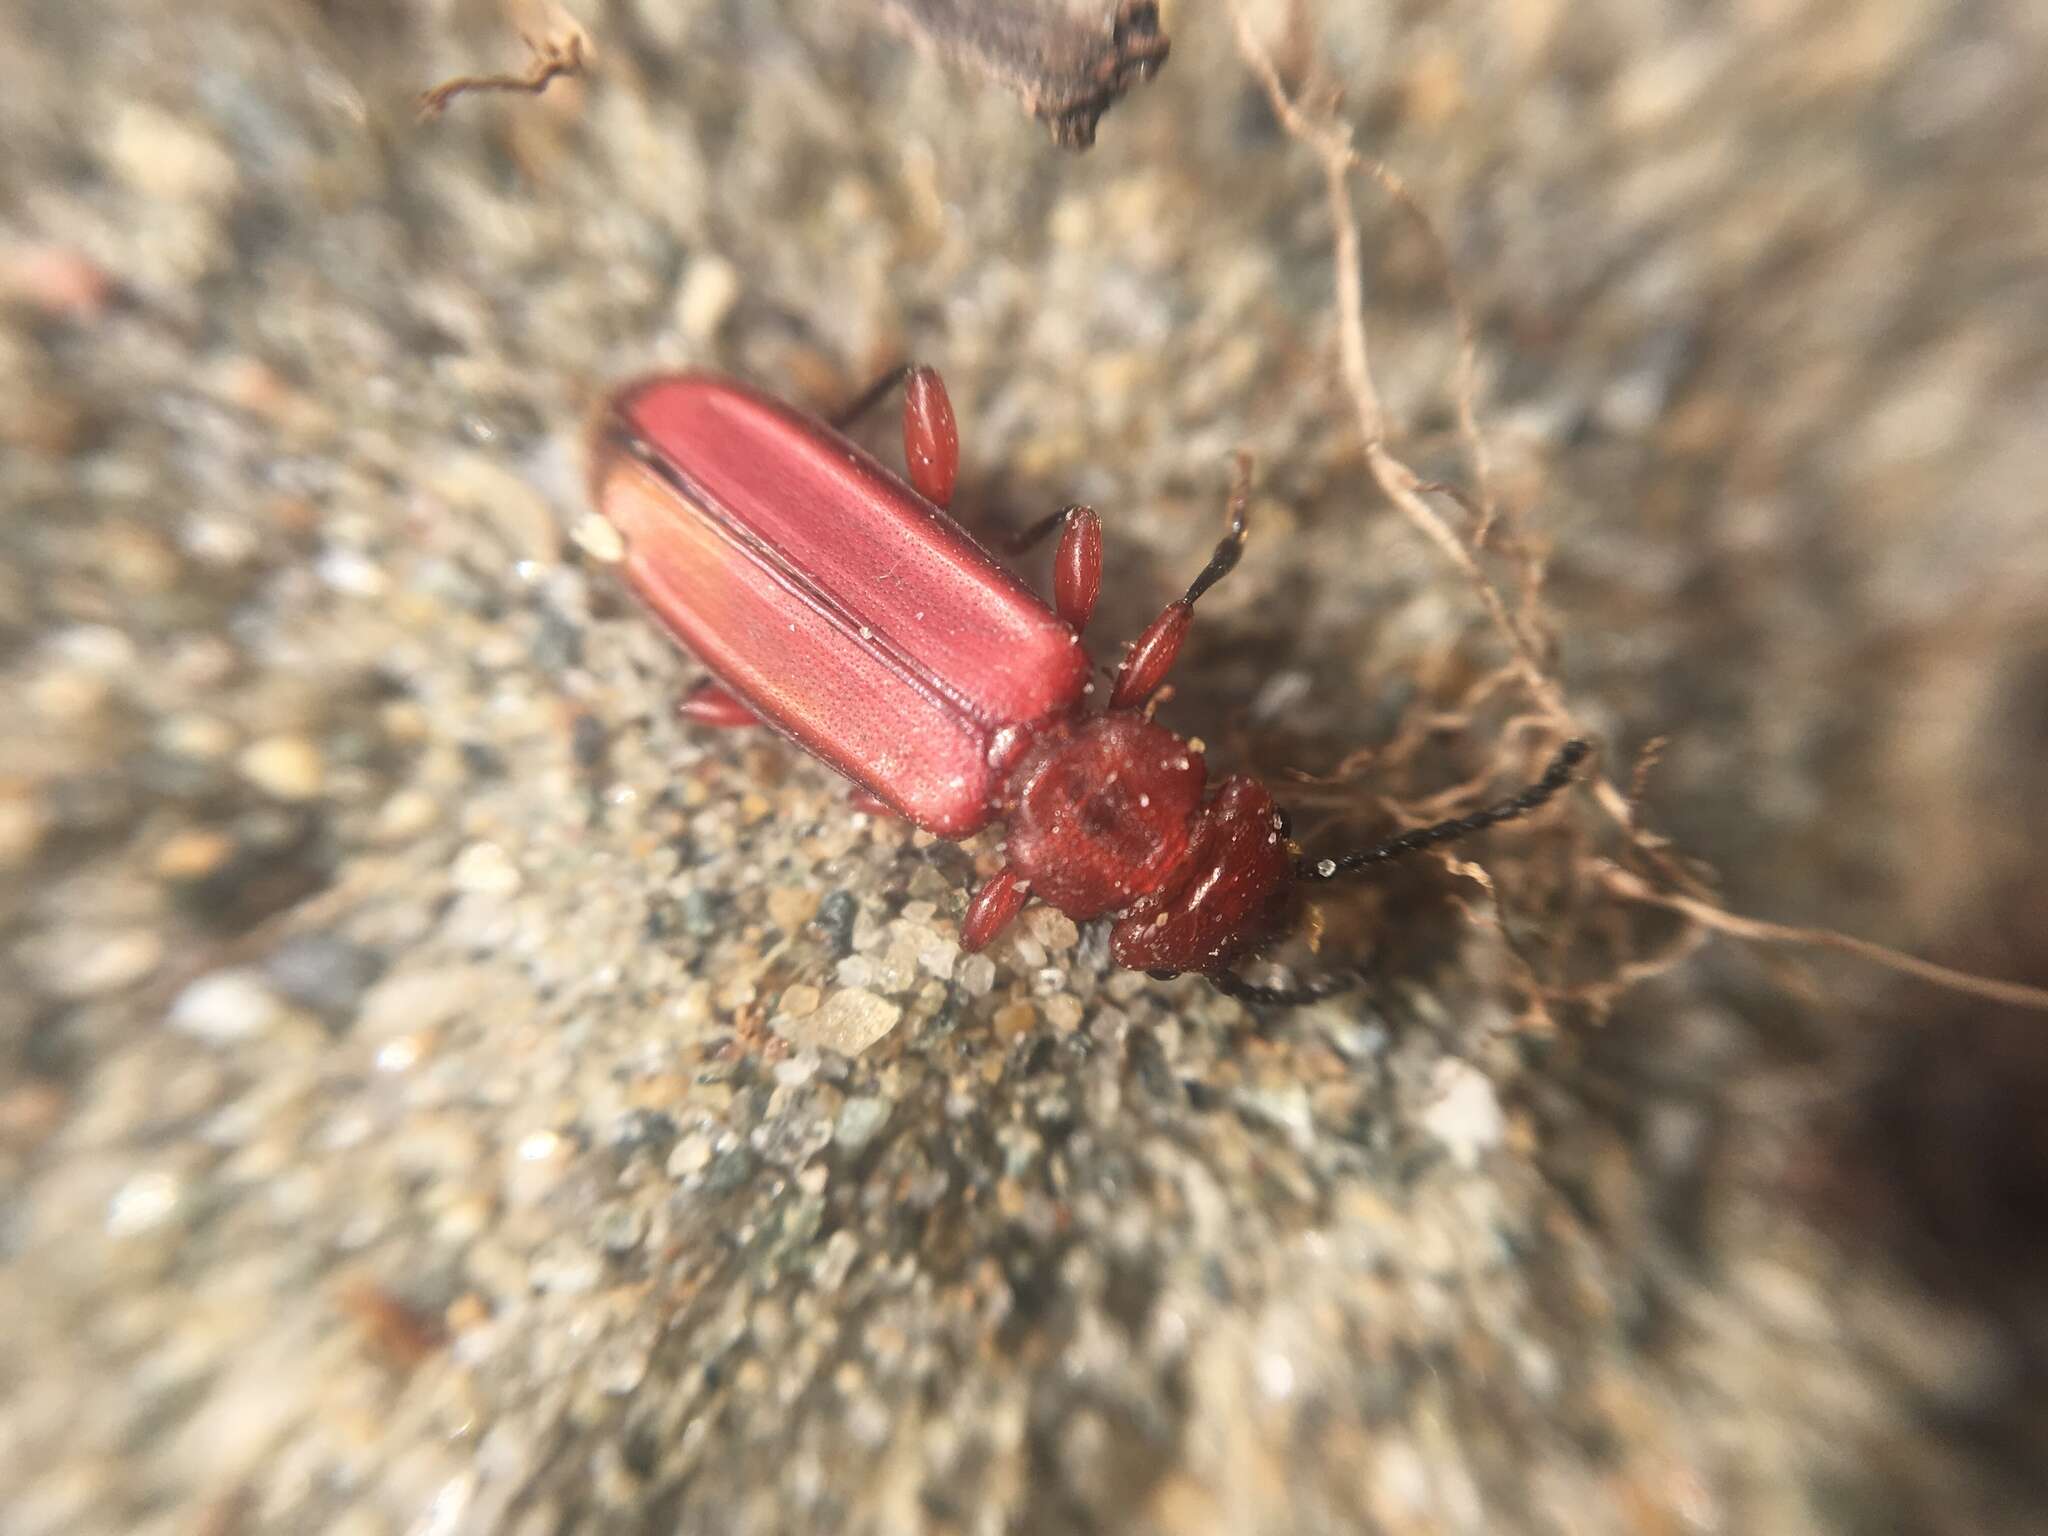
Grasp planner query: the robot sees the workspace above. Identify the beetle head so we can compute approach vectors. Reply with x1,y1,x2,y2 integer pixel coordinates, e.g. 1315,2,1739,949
1109,775,1295,976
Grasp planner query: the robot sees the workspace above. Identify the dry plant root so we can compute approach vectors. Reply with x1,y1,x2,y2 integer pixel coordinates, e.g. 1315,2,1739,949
1225,0,2048,1016
419,27,589,120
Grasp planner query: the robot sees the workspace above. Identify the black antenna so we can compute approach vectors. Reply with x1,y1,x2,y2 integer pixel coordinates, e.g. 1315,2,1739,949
1296,740,1589,883
1181,453,1253,607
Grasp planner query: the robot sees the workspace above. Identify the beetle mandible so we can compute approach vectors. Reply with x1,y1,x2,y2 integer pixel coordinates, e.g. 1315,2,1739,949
587,366,1585,1004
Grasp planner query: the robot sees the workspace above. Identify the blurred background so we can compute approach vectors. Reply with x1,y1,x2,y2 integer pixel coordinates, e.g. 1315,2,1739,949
4,1,2047,1531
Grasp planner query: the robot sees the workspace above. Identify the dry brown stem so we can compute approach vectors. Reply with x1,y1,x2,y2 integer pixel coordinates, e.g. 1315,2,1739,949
1227,0,2048,1015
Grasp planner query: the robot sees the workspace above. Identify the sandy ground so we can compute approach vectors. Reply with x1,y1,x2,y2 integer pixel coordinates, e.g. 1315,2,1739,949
5,1,2048,1532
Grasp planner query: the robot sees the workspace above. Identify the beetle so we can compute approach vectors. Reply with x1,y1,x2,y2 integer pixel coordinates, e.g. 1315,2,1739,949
586,366,1586,1003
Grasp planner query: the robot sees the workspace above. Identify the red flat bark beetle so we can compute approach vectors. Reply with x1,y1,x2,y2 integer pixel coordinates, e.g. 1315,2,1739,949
588,366,1586,1004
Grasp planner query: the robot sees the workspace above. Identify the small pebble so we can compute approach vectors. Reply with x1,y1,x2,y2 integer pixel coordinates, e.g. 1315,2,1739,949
452,841,522,896
703,1146,756,1194
571,512,625,564
317,548,388,597
432,453,560,565
812,890,858,953
675,254,741,342
833,1095,892,1152
667,1133,714,1179
182,513,260,567
528,1242,603,1296
917,938,959,980
236,736,325,801
957,954,998,997
813,1229,860,1290
21,926,164,999
767,887,820,932
0,245,114,321
606,1105,679,1155
772,1054,819,1089
1043,995,1084,1033
169,968,284,1044
778,988,902,1056
51,624,144,681
373,789,440,843
1023,908,1079,951
517,1129,568,1164
0,791,46,869
106,1168,183,1237
106,101,237,203
593,1203,649,1256
264,934,386,1022
358,966,491,1039
1421,1058,1504,1169
676,889,723,937
157,713,237,761
28,666,110,723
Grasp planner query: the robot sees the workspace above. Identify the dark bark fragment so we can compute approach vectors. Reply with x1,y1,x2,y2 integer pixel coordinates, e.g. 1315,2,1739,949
876,0,1170,149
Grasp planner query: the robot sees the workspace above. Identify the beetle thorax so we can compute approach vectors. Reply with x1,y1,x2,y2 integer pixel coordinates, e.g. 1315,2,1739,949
998,714,1207,921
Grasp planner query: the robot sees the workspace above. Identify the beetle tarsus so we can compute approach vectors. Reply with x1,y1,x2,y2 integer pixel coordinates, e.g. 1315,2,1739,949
828,364,912,431
826,363,960,507
1052,507,1103,630
1208,966,1361,1008
902,366,960,507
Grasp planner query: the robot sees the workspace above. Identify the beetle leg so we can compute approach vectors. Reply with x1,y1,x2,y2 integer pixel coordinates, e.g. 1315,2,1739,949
848,788,896,817
961,865,1031,951
677,681,760,729
901,366,959,507
826,364,961,508
1110,454,1253,708
987,505,1104,630
1052,507,1103,630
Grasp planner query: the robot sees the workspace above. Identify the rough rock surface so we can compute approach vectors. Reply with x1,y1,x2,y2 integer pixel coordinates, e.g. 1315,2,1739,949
4,2,2047,1533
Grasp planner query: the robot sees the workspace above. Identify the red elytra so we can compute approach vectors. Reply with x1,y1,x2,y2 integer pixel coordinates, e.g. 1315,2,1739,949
588,367,1587,1003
